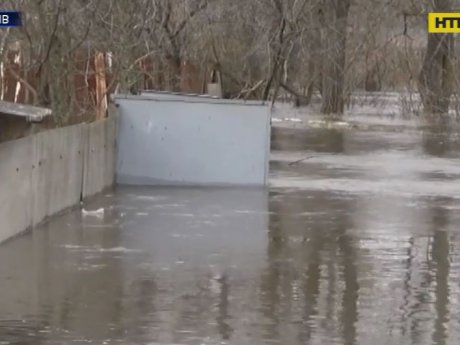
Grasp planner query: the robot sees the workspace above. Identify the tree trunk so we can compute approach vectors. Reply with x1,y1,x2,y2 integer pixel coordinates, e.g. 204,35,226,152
166,54,182,92
418,0,453,115
307,26,322,102
262,18,287,101
320,0,351,116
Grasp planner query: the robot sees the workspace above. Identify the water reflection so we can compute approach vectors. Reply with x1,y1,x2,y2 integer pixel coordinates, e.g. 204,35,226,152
216,274,232,340
265,190,460,344
430,204,450,345
421,125,452,157
271,127,346,153
1,125,460,344
267,125,460,345
266,190,359,345
0,210,127,344
420,120,460,158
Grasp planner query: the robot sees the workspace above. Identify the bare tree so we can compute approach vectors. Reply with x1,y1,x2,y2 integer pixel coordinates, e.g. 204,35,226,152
2,0,460,123
418,0,454,115
319,0,351,115
151,0,208,91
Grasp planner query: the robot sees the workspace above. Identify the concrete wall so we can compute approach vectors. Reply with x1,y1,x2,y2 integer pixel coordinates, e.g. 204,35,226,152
0,115,117,244
0,135,34,243
31,124,86,225
114,94,271,186
82,117,117,198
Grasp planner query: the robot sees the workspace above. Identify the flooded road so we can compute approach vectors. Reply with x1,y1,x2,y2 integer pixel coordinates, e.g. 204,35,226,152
2,119,460,345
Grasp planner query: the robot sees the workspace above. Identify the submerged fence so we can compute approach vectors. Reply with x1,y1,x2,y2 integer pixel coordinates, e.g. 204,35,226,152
0,114,117,244
114,93,271,186
1,91,271,244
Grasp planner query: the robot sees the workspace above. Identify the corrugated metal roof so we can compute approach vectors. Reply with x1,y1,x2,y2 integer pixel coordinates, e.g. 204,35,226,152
0,101,52,122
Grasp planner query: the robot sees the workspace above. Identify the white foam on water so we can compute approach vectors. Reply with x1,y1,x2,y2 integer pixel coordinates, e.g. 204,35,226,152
77,264,107,271
81,208,104,217
284,117,302,123
153,204,185,209
158,213,196,218
98,247,143,253
61,245,142,254
61,245,86,249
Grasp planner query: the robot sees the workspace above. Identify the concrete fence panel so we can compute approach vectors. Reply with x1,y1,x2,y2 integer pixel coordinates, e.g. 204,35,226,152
31,124,86,226
82,115,117,199
0,115,117,244
0,136,34,243
114,94,271,186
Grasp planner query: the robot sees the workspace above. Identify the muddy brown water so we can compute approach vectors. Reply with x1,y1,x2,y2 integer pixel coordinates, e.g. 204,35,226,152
1,121,460,345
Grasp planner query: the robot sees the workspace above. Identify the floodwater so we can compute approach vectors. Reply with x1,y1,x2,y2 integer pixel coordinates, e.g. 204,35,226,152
2,117,460,345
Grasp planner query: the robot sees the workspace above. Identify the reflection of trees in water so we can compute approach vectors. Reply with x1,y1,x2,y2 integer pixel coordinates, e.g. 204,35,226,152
0,206,131,344
55,220,126,340
271,127,346,153
399,237,415,338
216,274,232,340
263,190,359,345
259,198,289,341
338,233,359,345
430,204,450,345
403,199,452,345
421,123,453,157
128,274,158,343
169,271,233,343
0,320,48,345
324,129,346,153
409,268,433,345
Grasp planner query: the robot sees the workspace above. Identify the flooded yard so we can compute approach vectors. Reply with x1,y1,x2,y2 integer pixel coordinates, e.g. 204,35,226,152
1,114,460,345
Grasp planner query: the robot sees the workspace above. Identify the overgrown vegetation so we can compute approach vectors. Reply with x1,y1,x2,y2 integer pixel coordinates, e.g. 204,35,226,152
0,0,459,122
